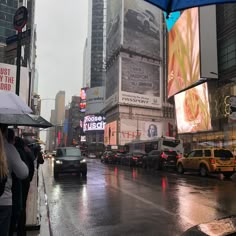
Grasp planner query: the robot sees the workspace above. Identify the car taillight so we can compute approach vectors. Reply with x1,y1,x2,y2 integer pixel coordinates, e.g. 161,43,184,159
132,156,138,160
114,155,118,158
105,156,108,158
210,158,216,164
234,159,236,164
176,154,182,159
161,153,168,159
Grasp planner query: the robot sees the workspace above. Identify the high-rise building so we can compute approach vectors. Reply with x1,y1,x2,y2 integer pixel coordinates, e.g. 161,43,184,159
0,0,18,62
104,0,175,146
67,96,80,146
55,91,65,126
87,0,105,88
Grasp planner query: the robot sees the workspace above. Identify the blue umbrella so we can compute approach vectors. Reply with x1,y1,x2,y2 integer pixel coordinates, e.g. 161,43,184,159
144,0,236,15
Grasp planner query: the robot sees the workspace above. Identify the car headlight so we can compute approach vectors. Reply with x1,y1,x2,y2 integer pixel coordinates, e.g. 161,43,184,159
55,160,63,165
80,159,86,163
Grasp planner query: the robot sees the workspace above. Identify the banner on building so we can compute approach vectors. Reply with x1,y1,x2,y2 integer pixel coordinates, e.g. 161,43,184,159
120,56,161,108
104,121,117,145
123,0,162,60
120,119,163,145
86,86,105,115
0,63,29,103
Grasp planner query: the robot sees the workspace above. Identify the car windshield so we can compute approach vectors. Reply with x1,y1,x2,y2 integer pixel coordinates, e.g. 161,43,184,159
57,148,81,157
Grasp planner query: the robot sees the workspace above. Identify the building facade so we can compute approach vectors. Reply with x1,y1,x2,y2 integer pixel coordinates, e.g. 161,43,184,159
0,0,18,62
89,0,105,88
67,96,81,146
104,0,175,146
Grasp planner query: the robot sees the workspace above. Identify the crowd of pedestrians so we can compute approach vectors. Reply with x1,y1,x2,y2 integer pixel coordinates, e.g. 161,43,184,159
0,124,44,236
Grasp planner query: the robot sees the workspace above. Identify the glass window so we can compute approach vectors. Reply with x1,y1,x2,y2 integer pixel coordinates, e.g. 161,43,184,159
205,150,212,157
194,150,203,157
214,149,233,158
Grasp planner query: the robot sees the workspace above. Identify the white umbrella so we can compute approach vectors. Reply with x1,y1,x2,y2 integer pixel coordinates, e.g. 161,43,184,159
0,91,32,114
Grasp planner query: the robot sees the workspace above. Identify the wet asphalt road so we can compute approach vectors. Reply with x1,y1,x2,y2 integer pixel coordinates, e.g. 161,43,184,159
42,158,236,236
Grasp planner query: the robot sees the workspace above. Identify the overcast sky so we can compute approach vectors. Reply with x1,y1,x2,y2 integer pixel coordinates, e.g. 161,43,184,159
35,0,88,120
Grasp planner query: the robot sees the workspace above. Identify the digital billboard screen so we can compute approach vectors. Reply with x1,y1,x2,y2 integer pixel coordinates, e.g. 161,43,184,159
83,115,106,132
168,8,200,98
168,6,218,98
174,82,212,133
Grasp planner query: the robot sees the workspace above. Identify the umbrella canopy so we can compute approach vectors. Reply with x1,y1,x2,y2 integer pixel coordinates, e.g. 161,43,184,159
0,91,32,114
0,113,53,128
144,0,236,14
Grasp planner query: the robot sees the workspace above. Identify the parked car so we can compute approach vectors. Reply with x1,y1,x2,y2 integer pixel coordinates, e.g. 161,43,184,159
101,151,113,164
53,147,87,178
121,152,145,167
110,151,126,164
177,148,236,178
142,150,181,170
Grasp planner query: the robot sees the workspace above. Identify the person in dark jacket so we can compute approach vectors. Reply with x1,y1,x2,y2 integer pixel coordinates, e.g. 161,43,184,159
7,129,23,236
14,137,35,236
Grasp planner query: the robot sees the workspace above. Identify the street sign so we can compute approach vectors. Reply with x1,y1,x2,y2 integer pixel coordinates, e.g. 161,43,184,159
6,29,31,45
13,6,28,32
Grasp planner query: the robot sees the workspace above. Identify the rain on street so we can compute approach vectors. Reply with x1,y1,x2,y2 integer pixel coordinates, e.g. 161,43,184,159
41,158,236,236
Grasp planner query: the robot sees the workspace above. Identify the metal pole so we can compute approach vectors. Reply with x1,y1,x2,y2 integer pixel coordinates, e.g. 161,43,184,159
15,31,22,95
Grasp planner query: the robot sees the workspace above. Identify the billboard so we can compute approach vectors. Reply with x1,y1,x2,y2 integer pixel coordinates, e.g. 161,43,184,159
120,56,161,108
83,115,106,132
106,0,122,60
105,57,119,110
120,119,163,145
123,0,162,59
86,86,105,115
168,6,218,98
174,82,212,133
104,121,117,145
0,63,29,104
80,87,88,112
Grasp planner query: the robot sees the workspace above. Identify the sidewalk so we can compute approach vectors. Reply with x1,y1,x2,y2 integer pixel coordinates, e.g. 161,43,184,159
26,167,51,236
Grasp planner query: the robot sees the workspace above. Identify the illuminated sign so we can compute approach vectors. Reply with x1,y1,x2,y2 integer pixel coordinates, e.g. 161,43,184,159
83,115,106,132
175,83,212,133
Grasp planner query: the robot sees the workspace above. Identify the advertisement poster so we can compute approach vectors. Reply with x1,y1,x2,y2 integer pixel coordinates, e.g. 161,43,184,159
120,119,163,145
168,8,200,98
174,83,212,133
104,121,117,145
123,0,162,59
0,63,29,103
86,86,105,115
106,0,122,60
120,56,161,108
105,57,119,110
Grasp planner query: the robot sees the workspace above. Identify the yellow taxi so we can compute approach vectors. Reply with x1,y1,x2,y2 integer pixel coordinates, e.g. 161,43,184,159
177,148,236,178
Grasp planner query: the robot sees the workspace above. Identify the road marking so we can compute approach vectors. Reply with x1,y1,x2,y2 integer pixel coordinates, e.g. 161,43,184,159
110,184,195,226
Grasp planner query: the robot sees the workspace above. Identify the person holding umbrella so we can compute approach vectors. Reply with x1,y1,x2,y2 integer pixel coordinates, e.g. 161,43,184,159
0,125,28,236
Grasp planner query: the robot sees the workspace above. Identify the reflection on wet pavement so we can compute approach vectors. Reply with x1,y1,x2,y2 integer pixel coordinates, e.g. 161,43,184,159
42,158,236,236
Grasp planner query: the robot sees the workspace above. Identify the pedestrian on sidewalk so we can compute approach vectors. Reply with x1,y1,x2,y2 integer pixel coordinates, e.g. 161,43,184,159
0,125,28,236
15,137,35,236
7,129,24,236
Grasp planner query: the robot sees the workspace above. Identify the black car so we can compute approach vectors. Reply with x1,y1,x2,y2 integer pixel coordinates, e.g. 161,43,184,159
142,150,181,170
54,147,87,178
101,151,113,164
121,152,145,167
110,151,126,164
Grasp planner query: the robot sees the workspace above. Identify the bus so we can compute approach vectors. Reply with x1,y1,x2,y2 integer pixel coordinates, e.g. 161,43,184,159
124,136,184,155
